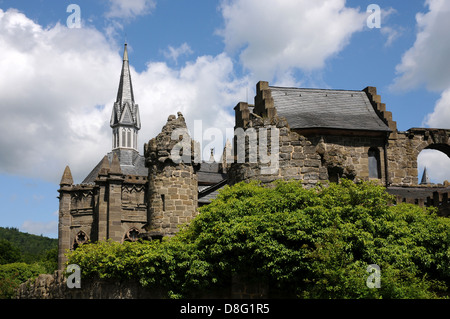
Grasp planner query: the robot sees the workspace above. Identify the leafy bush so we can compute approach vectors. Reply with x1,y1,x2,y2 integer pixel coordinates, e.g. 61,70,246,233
66,180,450,298
0,262,46,299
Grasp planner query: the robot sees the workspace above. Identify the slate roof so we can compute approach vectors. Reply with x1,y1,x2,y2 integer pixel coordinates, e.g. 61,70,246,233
82,149,147,184
197,162,227,185
110,43,141,130
198,179,228,205
269,86,391,132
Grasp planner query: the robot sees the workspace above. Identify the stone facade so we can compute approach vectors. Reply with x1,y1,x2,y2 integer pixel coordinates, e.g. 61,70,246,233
56,57,450,273
228,82,391,187
57,152,148,269
144,112,200,238
16,270,267,299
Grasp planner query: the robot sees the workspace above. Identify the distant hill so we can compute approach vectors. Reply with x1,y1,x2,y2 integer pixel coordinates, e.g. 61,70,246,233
0,227,57,263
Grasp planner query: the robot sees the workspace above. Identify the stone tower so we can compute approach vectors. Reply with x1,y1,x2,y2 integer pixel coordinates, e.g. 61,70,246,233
57,44,148,270
144,112,200,238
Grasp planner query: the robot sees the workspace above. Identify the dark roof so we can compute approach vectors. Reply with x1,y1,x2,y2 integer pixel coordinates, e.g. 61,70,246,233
197,161,227,185
198,179,228,204
82,149,147,184
269,86,391,132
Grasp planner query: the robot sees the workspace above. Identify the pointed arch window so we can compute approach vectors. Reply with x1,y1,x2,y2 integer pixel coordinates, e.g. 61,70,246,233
121,129,126,148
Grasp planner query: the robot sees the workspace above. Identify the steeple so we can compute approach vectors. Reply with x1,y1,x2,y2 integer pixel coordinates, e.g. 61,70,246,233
420,167,431,185
110,43,141,152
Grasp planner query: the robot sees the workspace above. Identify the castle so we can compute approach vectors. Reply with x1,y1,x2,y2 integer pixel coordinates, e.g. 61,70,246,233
57,44,450,270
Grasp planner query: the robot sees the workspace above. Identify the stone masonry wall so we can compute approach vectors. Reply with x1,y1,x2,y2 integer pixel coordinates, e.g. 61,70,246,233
228,102,387,187
144,112,199,237
386,128,450,186
16,271,271,299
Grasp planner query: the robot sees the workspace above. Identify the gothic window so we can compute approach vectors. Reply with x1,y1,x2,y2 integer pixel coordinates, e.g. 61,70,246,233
127,130,131,148
123,228,140,242
122,129,126,148
114,130,119,149
368,148,381,179
72,231,89,250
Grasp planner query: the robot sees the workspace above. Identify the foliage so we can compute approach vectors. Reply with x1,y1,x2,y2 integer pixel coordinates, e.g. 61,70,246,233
66,180,450,298
0,239,22,264
0,227,58,264
0,262,46,299
0,228,58,298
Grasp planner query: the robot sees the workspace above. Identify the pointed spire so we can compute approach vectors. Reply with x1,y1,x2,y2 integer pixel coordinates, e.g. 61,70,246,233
123,42,129,61
110,42,141,152
420,167,431,185
109,153,122,175
98,155,110,176
115,43,134,105
60,166,73,186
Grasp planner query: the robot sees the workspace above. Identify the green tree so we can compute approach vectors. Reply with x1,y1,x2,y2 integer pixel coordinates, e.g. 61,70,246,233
67,180,450,298
0,262,46,299
0,239,22,265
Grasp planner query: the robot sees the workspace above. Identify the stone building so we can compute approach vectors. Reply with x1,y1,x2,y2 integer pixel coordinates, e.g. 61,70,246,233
57,45,225,268
57,46,450,270
228,81,450,213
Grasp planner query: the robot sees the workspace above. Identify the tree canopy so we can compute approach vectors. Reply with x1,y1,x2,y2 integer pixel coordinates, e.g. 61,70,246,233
66,180,450,298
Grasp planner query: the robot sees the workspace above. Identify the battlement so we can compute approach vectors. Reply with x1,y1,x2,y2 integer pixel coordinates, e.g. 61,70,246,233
387,186,450,217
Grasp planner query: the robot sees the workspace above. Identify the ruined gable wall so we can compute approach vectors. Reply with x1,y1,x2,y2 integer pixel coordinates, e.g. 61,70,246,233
228,83,388,187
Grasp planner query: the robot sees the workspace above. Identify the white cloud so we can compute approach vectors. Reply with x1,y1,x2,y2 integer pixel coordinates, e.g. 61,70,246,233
423,88,450,129
135,53,248,161
162,43,193,64
390,0,450,130
21,220,58,237
0,9,119,183
418,149,450,184
381,26,402,47
0,8,248,184
217,0,366,82
392,0,450,91
105,0,156,20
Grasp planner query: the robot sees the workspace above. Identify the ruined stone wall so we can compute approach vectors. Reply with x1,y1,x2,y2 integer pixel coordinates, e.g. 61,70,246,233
364,87,450,186
386,128,450,186
230,83,450,188
228,104,387,187
144,112,199,237
16,271,270,299
15,271,164,299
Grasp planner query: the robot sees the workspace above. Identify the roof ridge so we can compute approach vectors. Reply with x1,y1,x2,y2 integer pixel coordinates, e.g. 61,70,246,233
269,86,363,93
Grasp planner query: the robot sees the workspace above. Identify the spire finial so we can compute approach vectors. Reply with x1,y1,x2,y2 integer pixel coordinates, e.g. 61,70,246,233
123,42,128,61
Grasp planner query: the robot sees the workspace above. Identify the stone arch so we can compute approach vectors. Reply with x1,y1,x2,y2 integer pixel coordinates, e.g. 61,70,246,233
413,129,450,184
420,143,450,158
411,128,450,156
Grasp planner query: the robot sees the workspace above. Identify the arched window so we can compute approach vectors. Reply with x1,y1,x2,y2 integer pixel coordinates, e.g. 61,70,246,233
122,129,126,148
368,148,381,179
123,228,140,242
72,230,89,250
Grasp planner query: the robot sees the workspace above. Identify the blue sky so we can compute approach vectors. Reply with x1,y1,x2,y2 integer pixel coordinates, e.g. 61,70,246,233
0,0,449,238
